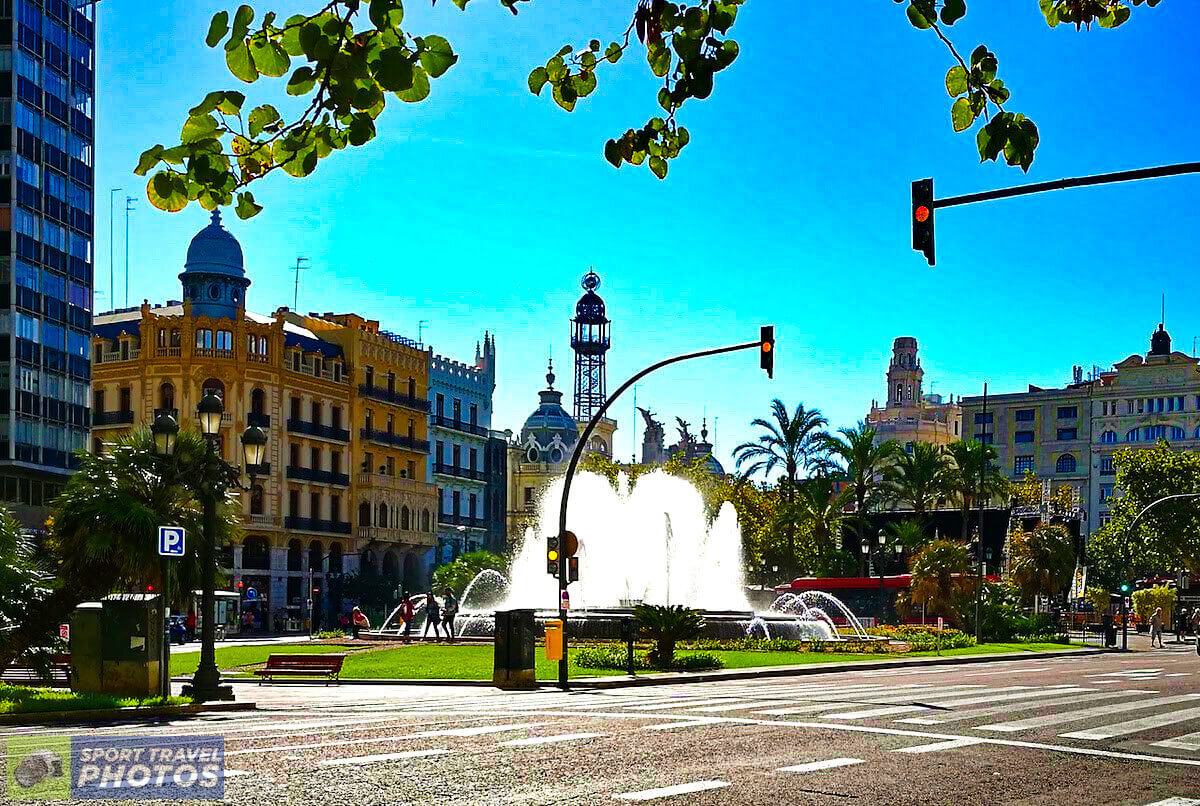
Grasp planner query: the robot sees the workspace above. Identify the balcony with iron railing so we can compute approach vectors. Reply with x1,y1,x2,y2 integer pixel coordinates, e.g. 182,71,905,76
287,417,350,442
356,473,438,498
96,348,140,364
153,346,183,358
360,428,430,452
356,525,436,547
430,414,488,437
285,466,351,487
283,516,352,534
194,348,236,360
438,512,487,530
433,462,485,481
358,384,431,412
93,410,135,427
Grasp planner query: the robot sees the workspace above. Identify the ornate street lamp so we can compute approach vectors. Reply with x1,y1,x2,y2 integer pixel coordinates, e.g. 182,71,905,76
241,425,267,468
196,389,224,436
151,411,179,457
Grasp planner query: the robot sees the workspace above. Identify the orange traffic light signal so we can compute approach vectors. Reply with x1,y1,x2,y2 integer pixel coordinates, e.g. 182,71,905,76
912,178,935,266
546,535,560,577
760,326,775,379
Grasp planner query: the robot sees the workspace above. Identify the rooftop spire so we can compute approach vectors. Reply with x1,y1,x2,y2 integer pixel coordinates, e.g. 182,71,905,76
546,357,556,389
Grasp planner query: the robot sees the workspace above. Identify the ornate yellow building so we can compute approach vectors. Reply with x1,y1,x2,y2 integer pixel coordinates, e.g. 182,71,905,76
865,336,962,450
91,212,437,631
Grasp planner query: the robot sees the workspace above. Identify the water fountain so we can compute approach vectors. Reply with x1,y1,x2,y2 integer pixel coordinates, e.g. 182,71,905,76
439,469,871,642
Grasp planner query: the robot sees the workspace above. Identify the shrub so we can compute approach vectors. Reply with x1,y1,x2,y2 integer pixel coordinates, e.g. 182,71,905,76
1131,585,1177,625
634,604,705,668
316,630,346,639
574,645,651,671
669,653,724,671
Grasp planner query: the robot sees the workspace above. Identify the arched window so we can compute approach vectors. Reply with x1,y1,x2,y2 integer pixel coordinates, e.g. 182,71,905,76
358,501,371,526
1055,454,1077,473
251,388,266,415
287,539,302,571
196,329,213,349
378,502,389,528
329,542,343,573
421,509,431,532
159,382,175,411
1100,430,1117,444
1194,425,1200,440
1171,426,1186,440
157,329,167,347
400,506,410,530
202,378,225,401
250,485,264,515
1126,428,1139,442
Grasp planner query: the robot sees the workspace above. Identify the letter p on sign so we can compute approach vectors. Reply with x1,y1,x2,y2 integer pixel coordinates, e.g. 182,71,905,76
158,526,186,557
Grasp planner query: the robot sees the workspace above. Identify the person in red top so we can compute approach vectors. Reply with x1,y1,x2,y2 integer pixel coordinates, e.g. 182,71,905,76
185,610,197,643
351,607,371,639
400,593,415,643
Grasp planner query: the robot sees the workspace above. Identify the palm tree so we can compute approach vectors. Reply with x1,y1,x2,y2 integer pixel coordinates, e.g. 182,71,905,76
0,428,242,673
790,473,853,572
1009,523,1076,603
733,399,828,502
633,604,705,668
945,439,1010,541
819,423,901,517
909,539,972,626
888,442,953,527
0,509,50,642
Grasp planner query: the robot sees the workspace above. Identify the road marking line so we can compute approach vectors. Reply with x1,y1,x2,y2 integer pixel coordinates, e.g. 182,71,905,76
893,737,986,754
499,733,601,747
820,687,1046,720
776,758,865,773
319,749,451,766
1059,705,1200,740
614,781,731,800
975,693,1200,733
687,700,793,712
755,704,855,715
225,722,550,756
642,719,736,730
1152,731,1200,752
1141,799,1200,806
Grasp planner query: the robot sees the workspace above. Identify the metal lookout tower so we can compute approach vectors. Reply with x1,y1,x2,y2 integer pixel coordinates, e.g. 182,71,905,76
571,271,611,421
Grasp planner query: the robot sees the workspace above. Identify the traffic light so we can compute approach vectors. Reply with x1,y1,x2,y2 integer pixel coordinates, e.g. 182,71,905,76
759,326,774,379
912,177,935,266
1120,583,1130,593
546,535,559,577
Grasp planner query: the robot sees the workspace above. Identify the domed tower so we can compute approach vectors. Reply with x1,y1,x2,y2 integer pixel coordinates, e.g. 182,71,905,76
178,210,250,320
571,271,610,421
519,359,579,464
886,336,923,408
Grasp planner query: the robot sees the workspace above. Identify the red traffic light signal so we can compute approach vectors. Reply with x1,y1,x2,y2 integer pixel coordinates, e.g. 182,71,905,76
912,178,935,266
759,326,775,379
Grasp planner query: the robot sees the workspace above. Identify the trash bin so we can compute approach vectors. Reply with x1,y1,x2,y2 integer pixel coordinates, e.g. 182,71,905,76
1102,613,1117,647
492,609,536,689
544,619,563,662
69,602,103,693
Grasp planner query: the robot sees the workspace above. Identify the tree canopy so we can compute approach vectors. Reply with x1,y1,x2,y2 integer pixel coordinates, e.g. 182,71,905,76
139,0,1165,218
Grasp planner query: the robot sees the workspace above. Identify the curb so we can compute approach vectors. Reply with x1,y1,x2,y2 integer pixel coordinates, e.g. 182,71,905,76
570,647,1108,689
191,647,1107,690
0,701,255,726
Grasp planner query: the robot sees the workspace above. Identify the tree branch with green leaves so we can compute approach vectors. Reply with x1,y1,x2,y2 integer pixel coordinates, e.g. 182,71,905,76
138,0,1166,218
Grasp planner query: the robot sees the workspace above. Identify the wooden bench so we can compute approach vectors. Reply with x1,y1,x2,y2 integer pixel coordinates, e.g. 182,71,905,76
1,653,71,688
252,654,346,685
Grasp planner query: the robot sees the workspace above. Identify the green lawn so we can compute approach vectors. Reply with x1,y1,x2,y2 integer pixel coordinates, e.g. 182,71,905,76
169,643,352,678
0,684,187,715
168,640,1077,681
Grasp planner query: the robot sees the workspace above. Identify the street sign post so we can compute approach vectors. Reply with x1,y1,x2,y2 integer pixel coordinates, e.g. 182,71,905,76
158,526,186,557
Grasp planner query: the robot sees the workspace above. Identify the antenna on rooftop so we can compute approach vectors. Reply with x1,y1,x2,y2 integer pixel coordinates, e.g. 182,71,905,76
292,256,309,309
418,320,430,345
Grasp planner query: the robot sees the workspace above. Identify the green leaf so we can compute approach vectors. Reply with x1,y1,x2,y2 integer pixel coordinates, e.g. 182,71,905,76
206,11,229,48
226,42,258,83
551,81,577,112
147,172,188,213
216,91,245,115
970,45,988,63
556,44,573,57
452,0,470,8
347,114,377,146
369,0,403,30
181,113,218,143
134,145,164,176
649,155,668,179
188,91,225,116
657,87,672,111
647,41,671,77
945,65,968,96
376,48,415,92
604,139,622,168
396,64,430,102
1099,5,1131,27
906,0,934,29
588,39,600,51
249,39,289,78
248,104,281,137
572,70,597,98
940,0,966,25
229,4,254,47
287,66,317,96
418,35,457,78
527,66,548,95
605,42,622,63
1039,0,1059,26
951,97,974,132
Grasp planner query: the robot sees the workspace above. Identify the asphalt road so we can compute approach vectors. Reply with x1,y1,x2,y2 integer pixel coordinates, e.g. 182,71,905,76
6,644,1200,805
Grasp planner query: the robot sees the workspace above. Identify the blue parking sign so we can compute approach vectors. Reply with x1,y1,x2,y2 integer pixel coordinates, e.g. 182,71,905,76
158,526,186,557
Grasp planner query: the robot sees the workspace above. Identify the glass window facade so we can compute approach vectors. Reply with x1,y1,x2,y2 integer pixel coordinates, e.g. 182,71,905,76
0,0,96,512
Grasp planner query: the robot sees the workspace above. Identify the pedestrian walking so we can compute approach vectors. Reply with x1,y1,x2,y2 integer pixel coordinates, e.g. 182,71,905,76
400,594,415,643
351,606,370,639
422,591,442,640
185,609,197,643
1177,607,1189,642
1150,607,1164,648
442,589,459,641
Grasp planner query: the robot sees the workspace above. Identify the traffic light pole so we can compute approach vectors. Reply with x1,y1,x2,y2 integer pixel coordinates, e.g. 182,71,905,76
913,161,1200,265
554,336,768,690
1120,492,1200,651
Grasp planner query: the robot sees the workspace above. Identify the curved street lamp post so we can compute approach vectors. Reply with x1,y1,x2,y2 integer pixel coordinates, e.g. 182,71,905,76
152,390,267,702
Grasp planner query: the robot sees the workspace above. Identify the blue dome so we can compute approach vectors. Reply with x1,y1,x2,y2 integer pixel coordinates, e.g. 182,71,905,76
519,362,578,462
182,210,245,278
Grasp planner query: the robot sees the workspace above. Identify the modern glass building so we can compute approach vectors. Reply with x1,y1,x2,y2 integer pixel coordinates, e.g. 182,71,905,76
0,0,96,524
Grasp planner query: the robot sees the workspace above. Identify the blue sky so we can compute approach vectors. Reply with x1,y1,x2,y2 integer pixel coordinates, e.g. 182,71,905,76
96,1,1200,470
